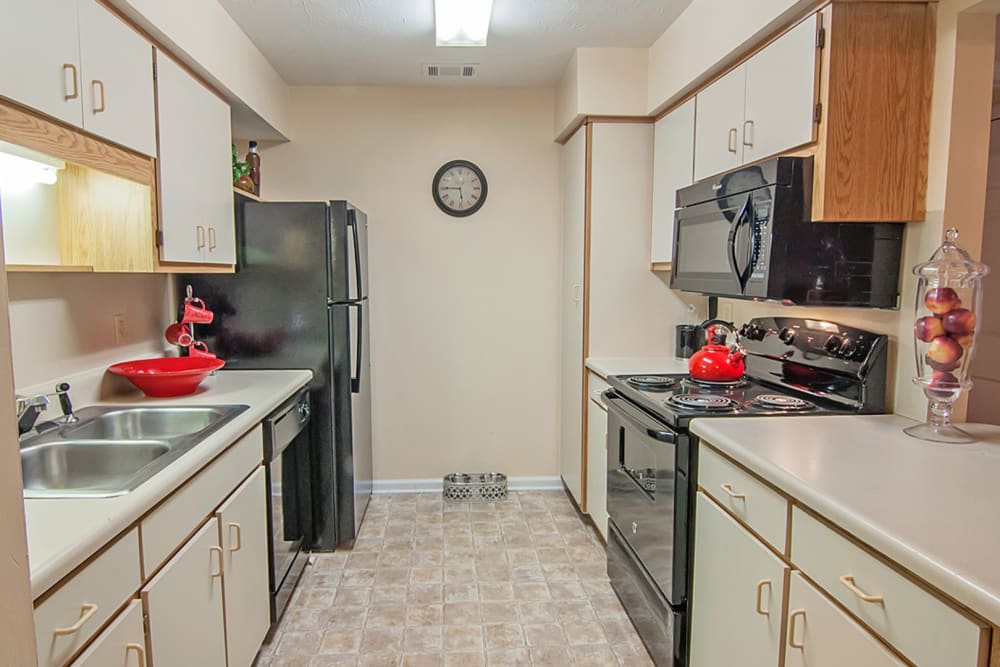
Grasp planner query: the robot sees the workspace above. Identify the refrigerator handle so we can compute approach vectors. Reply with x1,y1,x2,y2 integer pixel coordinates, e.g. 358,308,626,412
349,302,363,393
348,211,363,302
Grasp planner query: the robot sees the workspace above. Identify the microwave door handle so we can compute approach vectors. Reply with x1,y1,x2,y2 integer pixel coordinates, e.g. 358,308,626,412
737,195,757,290
728,196,752,289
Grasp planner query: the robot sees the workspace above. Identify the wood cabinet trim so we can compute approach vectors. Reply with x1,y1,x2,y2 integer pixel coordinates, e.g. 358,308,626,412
0,99,155,186
579,122,594,512
650,261,672,272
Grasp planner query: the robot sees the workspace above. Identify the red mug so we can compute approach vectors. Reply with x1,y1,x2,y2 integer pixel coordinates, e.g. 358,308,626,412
181,298,214,325
165,323,193,347
189,341,216,359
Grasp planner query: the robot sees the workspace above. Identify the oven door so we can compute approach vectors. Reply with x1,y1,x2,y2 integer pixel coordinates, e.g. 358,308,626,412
604,391,688,605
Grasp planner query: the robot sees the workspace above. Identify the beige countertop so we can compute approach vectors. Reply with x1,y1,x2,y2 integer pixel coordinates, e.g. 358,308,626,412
25,368,312,599
585,356,691,378
690,414,1000,627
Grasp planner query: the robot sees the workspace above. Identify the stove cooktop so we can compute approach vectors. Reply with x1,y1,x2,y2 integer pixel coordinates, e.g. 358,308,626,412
607,372,859,429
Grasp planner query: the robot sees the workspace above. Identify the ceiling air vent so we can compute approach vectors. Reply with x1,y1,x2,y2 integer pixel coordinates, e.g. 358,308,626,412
424,64,478,79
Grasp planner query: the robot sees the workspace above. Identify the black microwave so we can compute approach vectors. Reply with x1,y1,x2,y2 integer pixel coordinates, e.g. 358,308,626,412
669,157,903,308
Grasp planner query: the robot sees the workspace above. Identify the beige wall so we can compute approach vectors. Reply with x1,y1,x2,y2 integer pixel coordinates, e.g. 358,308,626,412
6,273,171,390
260,86,562,481
554,48,649,140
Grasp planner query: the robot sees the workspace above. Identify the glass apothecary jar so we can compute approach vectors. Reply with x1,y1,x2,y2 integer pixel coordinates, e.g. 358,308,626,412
905,228,990,443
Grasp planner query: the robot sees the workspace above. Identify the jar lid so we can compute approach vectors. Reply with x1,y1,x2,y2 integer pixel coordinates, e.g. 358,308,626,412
913,228,990,285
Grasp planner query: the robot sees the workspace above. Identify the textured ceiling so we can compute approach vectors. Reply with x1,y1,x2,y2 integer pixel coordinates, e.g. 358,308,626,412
218,0,692,86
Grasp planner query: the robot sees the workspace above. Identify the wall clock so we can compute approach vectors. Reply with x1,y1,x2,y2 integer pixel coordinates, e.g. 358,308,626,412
432,160,488,217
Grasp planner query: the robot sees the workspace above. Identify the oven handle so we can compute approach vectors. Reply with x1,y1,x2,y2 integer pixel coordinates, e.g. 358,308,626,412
602,390,677,443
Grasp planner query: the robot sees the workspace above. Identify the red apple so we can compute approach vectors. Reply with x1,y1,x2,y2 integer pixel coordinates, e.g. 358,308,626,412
953,333,974,348
926,371,961,399
914,316,945,342
942,308,976,335
924,287,962,314
926,335,964,371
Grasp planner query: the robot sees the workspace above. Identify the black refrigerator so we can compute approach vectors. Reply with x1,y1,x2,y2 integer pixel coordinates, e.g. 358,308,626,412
180,200,372,550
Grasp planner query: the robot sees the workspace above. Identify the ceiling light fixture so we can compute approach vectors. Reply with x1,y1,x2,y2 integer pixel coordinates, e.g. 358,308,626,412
435,0,493,47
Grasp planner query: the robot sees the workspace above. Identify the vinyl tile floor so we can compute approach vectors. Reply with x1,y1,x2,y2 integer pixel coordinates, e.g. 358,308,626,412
255,491,654,666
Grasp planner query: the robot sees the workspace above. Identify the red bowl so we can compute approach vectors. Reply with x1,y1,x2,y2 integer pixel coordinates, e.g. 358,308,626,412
108,356,226,397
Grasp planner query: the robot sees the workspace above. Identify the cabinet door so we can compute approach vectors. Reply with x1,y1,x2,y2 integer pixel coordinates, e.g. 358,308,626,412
78,0,156,156
155,52,234,265
785,572,908,667
0,0,83,127
69,599,146,667
142,517,227,667
217,467,271,667
651,98,695,264
743,15,820,164
559,128,587,507
693,66,746,182
689,491,786,667
585,398,608,540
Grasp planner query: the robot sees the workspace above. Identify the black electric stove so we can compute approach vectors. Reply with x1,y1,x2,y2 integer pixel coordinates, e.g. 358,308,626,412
603,317,888,667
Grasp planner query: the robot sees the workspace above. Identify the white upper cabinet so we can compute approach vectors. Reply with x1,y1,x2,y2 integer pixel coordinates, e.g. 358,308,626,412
78,0,156,156
743,15,820,164
155,51,235,265
693,66,746,182
0,0,83,127
651,98,696,264
694,15,820,182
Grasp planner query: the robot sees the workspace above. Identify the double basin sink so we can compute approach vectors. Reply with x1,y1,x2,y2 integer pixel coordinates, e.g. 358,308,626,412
20,404,248,498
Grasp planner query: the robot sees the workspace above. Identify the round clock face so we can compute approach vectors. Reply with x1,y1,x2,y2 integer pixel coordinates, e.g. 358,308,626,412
432,160,487,217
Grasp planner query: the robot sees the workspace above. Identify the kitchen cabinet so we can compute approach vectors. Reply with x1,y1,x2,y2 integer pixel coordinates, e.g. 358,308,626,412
650,98,695,267
689,491,787,667
785,572,908,667
0,0,83,128
77,0,156,156
0,0,155,156
155,51,235,266
585,372,609,540
217,466,271,667
559,121,677,512
69,599,146,667
693,15,818,182
142,517,228,667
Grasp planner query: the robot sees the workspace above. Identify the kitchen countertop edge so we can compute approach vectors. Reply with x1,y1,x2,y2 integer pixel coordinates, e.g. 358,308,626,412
25,368,313,599
585,356,691,379
690,414,1000,628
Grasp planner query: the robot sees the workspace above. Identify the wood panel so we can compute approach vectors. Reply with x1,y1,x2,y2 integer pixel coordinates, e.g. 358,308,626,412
651,262,672,272
813,1,934,222
0,100,154,185
56,163,155,272
6,265,94,273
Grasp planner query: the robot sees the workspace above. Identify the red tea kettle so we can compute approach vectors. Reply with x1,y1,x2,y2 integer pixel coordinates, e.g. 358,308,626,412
689,319,746,382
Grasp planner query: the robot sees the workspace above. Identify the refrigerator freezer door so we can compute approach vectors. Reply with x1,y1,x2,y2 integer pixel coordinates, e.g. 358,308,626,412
351,299,373,523
329,202,369,303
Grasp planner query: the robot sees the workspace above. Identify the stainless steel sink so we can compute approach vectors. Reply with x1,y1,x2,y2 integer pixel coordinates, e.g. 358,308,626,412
21,404,249,498
63,407,236,440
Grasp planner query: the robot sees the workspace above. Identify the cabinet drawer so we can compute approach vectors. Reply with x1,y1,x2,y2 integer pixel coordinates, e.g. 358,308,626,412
588,372,611,406
698,444,787,552
791,507,988,667
35,528,142,667
142,425,262,575
69,599,145,667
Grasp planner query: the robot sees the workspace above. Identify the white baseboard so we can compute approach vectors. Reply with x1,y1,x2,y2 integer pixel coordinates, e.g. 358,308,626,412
372,476,563,495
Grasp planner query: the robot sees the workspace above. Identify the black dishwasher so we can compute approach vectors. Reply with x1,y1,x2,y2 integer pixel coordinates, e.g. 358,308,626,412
263,388,312,629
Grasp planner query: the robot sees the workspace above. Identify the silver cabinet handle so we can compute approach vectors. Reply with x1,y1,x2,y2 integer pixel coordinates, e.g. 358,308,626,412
208,226,217,251
728,128,738,153
743,120,754,147
63,64,79,100
92,79,106,113
53,603,98,636
196,225,206,251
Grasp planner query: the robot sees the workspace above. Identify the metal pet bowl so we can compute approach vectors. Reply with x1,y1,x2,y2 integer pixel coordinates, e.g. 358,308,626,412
443,472,508,503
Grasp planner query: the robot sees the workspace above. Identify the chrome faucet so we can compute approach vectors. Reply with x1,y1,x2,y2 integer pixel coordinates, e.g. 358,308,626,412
16,382,78,437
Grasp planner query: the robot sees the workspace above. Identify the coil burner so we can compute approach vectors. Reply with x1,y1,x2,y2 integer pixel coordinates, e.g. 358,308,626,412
666,394,738,412
752,394,816,412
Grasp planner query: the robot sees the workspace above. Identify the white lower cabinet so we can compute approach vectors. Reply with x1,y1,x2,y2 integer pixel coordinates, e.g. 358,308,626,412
689,491,787,667
785,571,908,667
69,599,146,667
142,517,227,667
585,395,608,541
218,466,271,667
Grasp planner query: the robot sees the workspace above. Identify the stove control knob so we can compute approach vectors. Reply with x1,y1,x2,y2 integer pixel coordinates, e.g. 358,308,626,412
824,335,843,353
778,327,796,344
839,338,857,358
